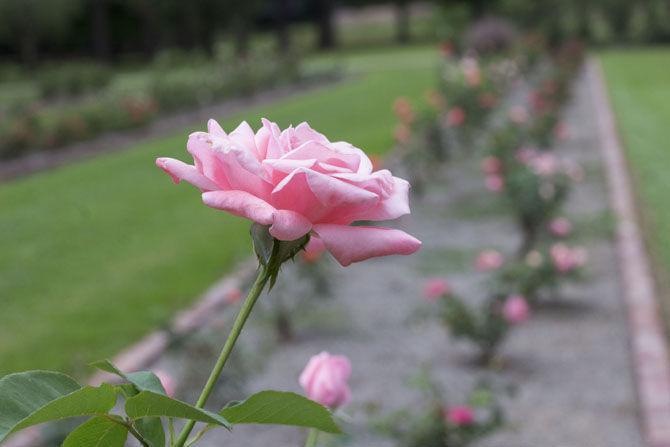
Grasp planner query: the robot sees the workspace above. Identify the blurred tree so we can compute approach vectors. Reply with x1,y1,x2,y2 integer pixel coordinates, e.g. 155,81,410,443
314,0,336,49
90,0,111,61
394,0,411,43
275,0,292,52
0,0,82,65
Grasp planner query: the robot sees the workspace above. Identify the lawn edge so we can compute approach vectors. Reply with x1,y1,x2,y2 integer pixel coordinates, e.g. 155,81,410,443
591,56,670,447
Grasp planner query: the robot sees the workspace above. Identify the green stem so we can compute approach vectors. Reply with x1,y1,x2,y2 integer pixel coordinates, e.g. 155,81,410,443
174,264,271,447
305,429,319,447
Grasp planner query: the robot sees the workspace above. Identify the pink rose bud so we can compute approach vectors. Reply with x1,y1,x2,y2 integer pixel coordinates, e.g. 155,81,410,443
423,278,451,301
503,295,530,324
481,156,502,175
301,237,327,263
446,107,466,127
446,406,475,426
476,249,504,272
508,106,529,124
485,175,505,192
515,146,537,164
530,153,557,176
393,97,415,124
549,217,572,237
299,352,352,409
550,243,587,273
154,369,176,397
462,57,482,87
157,119,421,267
224,287,242,304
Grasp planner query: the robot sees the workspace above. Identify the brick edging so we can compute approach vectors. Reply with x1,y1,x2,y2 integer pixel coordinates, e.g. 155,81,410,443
589,57,670,447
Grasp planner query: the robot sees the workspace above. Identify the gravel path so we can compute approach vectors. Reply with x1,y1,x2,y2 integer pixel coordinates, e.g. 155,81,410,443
144,66,644,447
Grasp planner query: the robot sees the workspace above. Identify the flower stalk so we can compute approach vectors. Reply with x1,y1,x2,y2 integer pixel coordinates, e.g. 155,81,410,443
173,257,273,446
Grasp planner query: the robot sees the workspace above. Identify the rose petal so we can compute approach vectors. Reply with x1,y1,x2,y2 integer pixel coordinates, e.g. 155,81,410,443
202,190,275,225
269,210,312,241
313,224,421,266
272,167,378,223
155,158,220,191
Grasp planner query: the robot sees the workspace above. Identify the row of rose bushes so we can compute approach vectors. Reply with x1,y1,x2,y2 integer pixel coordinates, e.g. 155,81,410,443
0,54,307,160
381,37,586,446
0,37,584,447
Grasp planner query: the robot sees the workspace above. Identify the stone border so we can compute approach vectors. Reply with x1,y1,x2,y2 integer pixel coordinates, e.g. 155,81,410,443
589,57,670,447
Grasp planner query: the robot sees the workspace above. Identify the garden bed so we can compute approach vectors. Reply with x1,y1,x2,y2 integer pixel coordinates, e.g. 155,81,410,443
116,65,645,446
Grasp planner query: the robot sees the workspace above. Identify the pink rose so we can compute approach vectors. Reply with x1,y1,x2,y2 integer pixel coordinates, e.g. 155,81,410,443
157,119,421,266
481,156,502,175
476,249,504,271
423,278,450,301
154,369,176,397
224,287,242,304
503,295,530,324
393,97,415,124
446,107,466,127
446,406,475,426
550,243,587,273
508,106,528,124
515,146,537,164
485,175,504,192
461,57,482,87
299,352,351,409
549,217,572,237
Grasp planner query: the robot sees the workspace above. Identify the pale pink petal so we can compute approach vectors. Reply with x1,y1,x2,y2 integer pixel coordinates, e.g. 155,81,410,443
156,158,220,191
313,224,421,266
335,174,410,221
269,210,312,241
229,121,259,158
202,190,275,225
271,168,378,223
187,133,232,189
207,119,226,136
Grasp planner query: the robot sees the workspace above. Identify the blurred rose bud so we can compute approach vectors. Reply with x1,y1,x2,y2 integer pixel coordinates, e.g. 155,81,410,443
393,97,415,124
503,295,530,324
446,406,475,426
485,175,505,192
481,156,502,175
299,352,352,409
423,278,451,301
224,287,243,304
446,107,466,127
476,249,504,272
508,106,529,124
549,217,572,238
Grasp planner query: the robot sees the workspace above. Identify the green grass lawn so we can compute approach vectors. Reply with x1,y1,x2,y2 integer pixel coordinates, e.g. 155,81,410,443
600,48,670,314
0,45,437,377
